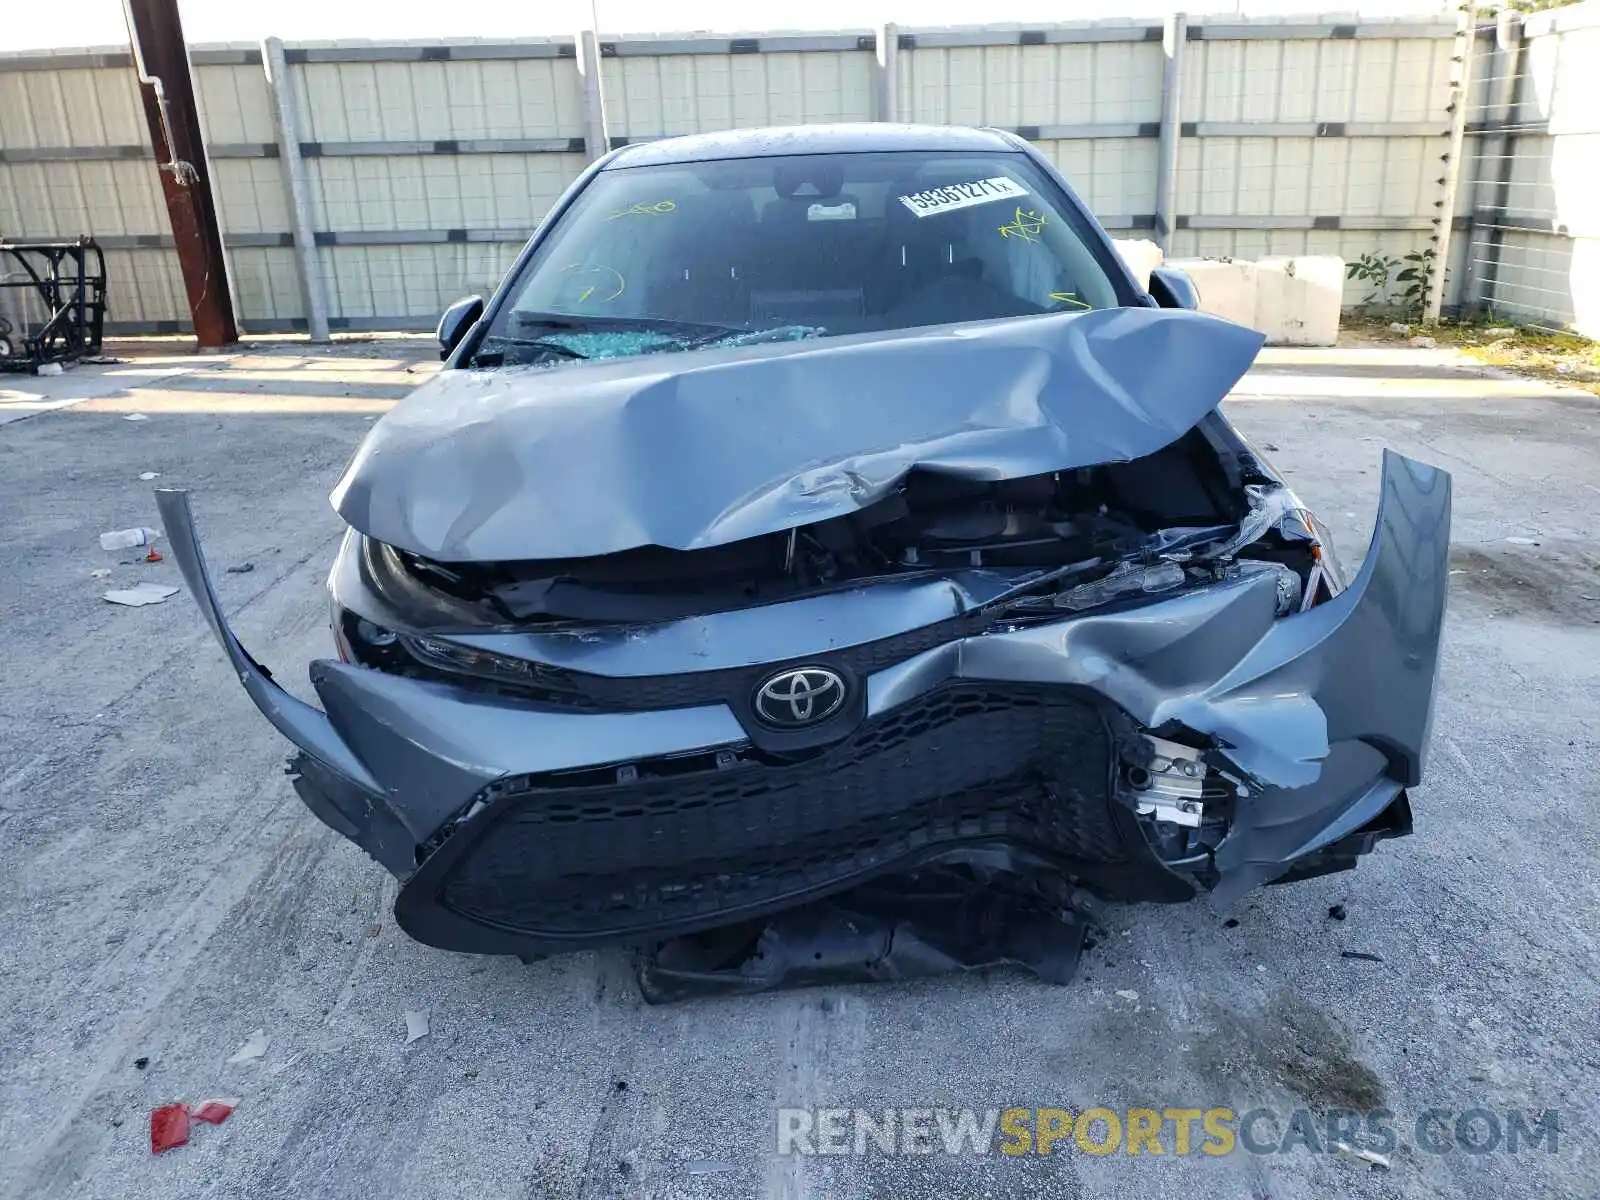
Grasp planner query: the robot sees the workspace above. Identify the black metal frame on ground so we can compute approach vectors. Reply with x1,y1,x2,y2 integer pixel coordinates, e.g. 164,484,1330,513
0,238,107,372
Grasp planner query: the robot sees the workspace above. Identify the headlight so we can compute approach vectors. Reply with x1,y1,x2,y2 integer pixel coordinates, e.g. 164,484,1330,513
334,606,410,670
400,634,580,695
360,536,499,628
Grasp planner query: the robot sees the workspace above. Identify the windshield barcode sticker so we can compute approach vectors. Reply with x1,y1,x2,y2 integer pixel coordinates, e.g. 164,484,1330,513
898,177,1029,218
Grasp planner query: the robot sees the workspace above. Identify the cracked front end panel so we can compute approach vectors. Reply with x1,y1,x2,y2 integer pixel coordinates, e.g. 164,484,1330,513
155,449,1448,962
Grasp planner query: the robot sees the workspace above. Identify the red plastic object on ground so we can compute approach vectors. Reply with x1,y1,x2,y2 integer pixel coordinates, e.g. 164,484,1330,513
150,1104,190,1153
192,1099,235,1125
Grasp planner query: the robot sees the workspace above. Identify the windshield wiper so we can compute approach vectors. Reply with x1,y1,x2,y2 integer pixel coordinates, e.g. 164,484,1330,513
471,337,588,367
487,312,823,365
683,324,823,350
509,311,747,340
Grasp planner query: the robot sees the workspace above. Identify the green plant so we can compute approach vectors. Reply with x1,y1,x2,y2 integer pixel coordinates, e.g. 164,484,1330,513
1346,252,1400,309
1394,247,1436,321
1345,247,1438,320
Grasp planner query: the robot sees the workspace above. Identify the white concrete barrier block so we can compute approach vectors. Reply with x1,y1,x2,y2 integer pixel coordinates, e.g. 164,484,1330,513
1569,236,1600,342
1161,255,1343,345
1255,255,1343,346
1112,238,1163,290
1163,258,1259,328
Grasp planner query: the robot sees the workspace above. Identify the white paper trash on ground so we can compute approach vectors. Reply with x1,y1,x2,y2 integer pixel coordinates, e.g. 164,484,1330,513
104,582,179,607
226,1028,269,1065
404,1010,430,1045
100,527,159,552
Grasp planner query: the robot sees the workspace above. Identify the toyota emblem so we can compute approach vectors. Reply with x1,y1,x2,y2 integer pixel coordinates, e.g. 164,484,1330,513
753,666,848,728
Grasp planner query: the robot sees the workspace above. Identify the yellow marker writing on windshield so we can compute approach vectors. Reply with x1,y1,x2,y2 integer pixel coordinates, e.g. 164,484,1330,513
606,200,677,220
998,207,1046,243
1049,292,1091,310
559,263,626,305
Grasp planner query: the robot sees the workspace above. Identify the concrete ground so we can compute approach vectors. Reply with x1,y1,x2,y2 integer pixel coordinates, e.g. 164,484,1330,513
0,339,1596,1200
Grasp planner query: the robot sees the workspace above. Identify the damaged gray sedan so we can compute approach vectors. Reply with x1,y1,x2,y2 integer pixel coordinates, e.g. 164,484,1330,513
160,125,1450,1000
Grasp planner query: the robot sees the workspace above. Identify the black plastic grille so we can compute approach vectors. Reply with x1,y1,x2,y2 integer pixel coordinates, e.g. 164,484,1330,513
436,685,1124,937
404,610,986,712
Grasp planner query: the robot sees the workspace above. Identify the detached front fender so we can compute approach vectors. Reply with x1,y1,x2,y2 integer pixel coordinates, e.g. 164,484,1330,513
1204,450,1450,899
156,489,379,795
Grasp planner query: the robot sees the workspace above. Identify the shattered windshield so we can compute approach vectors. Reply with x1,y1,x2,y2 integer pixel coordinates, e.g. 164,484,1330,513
472,149,1123,367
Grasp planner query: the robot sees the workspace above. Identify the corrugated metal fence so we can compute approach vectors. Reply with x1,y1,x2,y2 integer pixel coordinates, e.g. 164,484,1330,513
1459,1,1600,337
1,14,1483,335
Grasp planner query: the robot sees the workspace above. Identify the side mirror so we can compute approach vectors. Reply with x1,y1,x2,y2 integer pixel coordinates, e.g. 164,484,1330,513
437,295,485,360
1148,267,1200,311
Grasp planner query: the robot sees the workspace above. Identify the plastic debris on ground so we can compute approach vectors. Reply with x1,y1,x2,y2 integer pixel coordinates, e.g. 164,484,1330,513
149,1099,236,1155
226,1028,269,1064
1331,1140,1391,1170
1115,989,1140,1001
1387,323,1412,335
103,582,179,607
99,527,159,552
37,362,65,376
90,568,112,579
404,1010,430,1045
268,1052,304,1076
150,1104,190,1153
226,562,255,574
139,471,160,481
123,413,149,421
1408,335,1436,349
192,1098,237,1125
1505,536,1539,545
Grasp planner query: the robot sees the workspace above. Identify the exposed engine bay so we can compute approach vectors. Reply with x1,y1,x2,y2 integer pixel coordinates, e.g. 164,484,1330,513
358,423,1322,633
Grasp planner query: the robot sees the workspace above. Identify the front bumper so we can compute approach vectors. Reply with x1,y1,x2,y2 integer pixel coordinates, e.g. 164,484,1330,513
156,451,1450,959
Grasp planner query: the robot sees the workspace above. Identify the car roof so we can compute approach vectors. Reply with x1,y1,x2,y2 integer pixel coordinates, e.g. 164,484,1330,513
604,123,1022,168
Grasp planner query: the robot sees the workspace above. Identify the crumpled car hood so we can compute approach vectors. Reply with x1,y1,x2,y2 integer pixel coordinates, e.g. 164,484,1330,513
331,307,1264,562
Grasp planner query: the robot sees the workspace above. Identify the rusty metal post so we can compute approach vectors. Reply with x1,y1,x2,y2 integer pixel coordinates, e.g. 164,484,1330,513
123,0,238,346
